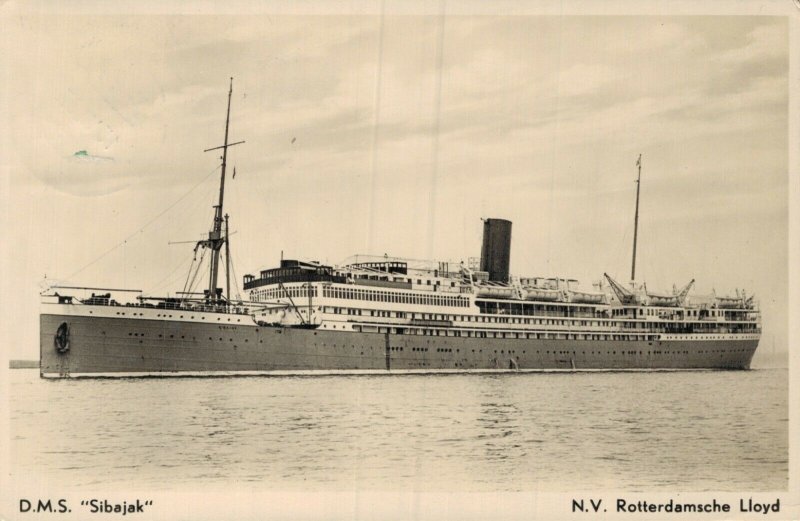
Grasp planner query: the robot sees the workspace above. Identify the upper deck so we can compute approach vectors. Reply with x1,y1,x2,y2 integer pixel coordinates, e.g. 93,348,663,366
242,257,760,334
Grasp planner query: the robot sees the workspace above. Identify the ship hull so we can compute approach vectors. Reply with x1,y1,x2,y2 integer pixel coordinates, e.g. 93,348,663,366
40,311,758,378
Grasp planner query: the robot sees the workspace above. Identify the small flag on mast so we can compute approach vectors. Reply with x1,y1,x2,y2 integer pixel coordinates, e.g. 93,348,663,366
232,167,236,179
636,154,641,167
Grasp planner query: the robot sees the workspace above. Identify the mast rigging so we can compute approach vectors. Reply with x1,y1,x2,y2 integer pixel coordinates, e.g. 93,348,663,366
225,213,231,307
199,77,245,303
631,154,642,282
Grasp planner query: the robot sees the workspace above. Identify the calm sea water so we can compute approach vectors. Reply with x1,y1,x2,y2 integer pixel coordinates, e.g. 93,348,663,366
9,369,787,492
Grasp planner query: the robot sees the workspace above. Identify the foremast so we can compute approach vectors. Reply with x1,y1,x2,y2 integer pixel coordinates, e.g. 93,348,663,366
199,77,244,304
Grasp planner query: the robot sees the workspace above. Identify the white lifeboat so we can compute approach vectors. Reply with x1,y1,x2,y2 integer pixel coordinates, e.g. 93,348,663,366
567,290,606,304
474,284,516,299
715,296,744,309
647,294,680,307
523,287,563,302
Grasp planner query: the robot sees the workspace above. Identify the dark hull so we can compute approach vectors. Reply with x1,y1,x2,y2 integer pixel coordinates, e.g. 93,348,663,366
40,313,758,377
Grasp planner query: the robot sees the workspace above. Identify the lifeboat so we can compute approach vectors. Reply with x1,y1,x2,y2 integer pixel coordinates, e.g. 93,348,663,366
474,285,516,299
568,290,606,304
523,287,563,302
647,295,680,307
715,296,745,309
645,280,694,308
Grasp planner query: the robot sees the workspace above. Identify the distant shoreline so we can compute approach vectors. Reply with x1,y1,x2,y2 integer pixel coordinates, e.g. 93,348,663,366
9,360,39,369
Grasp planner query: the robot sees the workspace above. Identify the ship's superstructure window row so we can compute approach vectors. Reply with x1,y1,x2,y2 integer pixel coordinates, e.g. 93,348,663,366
322,286,468,307
252,284,469,308
255,286,318,300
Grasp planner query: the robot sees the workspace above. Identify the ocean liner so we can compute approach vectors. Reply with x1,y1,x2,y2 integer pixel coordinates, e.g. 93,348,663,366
39,81,760,377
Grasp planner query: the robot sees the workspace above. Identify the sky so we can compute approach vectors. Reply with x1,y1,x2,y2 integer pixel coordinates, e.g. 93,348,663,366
0,4,793,360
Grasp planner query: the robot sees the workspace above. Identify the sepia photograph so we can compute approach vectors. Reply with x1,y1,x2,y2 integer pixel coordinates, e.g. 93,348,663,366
1,1,796,519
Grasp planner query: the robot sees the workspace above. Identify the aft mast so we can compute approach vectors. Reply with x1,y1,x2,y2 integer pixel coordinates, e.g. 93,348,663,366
631,154,642,282
201,77,244,304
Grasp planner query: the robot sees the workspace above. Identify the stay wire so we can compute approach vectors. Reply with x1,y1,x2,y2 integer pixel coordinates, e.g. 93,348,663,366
228,251,243,303
185,248,208,300
144,250,195,296
65,165,222,282
181,252,198,297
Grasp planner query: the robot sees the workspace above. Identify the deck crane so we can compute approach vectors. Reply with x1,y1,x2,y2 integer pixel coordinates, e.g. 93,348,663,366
604,273,640,305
